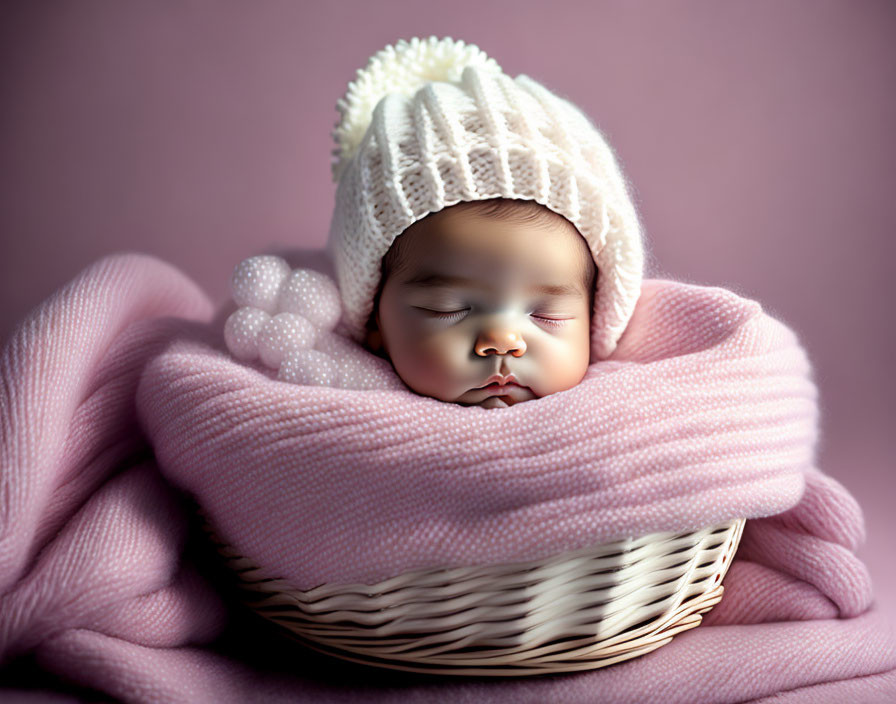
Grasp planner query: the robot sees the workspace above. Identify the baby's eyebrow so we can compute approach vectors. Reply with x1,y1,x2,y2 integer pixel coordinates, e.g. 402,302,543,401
401,273,581,297
532,283,582,297
403,273,478,288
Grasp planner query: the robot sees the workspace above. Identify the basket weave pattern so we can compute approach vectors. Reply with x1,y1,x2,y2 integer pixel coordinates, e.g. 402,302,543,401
202,516,745,676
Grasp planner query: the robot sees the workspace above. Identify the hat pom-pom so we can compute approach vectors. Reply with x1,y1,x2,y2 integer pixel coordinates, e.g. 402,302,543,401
330,36,502,182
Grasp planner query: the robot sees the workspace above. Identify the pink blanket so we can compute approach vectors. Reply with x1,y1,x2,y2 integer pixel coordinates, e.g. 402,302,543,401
2,253,895,703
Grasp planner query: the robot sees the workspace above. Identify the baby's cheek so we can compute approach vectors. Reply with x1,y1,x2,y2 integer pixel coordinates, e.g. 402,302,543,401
536,333,590,395
418,333,468,376
393,332,469,399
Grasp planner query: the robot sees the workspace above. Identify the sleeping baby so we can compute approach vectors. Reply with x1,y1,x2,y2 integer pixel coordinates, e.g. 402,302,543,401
225,36,643,406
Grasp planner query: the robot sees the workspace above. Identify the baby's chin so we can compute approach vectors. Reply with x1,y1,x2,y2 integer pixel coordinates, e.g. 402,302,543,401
467,392,539,409
477,395,515,409
402,379,540,408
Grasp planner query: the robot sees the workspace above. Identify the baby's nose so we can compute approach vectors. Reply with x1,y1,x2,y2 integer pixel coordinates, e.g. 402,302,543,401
474,329,527,357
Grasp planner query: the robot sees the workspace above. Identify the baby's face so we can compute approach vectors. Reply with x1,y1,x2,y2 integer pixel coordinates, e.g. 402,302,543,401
371,205,594,408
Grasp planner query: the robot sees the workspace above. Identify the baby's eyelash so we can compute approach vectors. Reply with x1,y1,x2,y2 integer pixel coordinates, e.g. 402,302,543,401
417,307,469,321
531,314,569,327
415,307,570,327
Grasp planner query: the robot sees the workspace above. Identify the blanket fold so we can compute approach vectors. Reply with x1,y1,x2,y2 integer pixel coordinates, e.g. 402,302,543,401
1,252,894,703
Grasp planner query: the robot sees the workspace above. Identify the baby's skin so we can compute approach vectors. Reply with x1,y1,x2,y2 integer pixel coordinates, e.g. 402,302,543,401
367,201,595,408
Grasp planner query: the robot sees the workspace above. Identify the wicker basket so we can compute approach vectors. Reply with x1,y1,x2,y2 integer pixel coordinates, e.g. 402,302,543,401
200,514,745,676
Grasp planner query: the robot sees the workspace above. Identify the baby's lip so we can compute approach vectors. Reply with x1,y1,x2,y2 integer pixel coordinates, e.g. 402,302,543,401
480,382,525,394
474,375,534,403
479,373,522,389
464,377,536,408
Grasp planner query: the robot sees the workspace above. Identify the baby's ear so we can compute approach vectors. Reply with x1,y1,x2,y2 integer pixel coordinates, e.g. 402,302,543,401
364,309,384,352
365,328,384,352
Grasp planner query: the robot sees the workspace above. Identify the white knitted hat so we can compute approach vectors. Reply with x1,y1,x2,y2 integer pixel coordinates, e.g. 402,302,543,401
326,36,644,360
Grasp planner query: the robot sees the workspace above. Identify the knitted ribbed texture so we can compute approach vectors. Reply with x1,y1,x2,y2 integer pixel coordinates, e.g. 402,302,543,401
326,37,644,360
2,254,894,702
0,255,226,664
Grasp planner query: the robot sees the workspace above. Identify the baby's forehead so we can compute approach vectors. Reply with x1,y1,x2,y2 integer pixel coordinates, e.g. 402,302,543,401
389,212,595,293
403,265,580,287
395,265,590,304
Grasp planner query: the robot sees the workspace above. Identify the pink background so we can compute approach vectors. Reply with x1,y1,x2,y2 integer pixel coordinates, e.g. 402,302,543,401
2,1,894,625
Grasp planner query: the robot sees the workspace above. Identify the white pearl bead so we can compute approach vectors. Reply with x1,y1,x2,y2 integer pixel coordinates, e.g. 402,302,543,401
224,307,270,362
277,268,342,330
257,313,320,368
231,255,291,313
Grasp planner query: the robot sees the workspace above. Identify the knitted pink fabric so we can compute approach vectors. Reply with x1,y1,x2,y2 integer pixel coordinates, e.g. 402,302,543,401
2,253,895,703
142,270,814,590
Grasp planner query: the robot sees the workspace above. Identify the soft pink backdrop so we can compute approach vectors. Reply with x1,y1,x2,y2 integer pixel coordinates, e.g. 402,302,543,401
2,1,894,625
